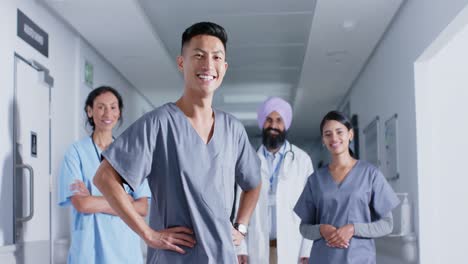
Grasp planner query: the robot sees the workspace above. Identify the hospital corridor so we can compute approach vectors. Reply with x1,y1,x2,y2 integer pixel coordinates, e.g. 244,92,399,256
1,0,468,263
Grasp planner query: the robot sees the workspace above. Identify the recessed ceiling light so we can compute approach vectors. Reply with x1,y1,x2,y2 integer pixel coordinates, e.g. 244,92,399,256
343,20,356,31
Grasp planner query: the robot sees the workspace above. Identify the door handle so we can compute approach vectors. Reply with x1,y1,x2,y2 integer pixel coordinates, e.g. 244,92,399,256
16,164,34,222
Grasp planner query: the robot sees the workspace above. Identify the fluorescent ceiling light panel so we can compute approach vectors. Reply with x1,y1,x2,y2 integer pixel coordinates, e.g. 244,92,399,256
224,94,268,104
230,112,257,120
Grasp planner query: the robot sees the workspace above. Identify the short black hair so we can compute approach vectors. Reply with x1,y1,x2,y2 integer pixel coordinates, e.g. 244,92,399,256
181,22,228,54
84,86,123,131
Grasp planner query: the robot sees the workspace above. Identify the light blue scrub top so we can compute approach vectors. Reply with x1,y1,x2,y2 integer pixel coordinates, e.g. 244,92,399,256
294,160,399,264
102,103,261,264
58,136,151,264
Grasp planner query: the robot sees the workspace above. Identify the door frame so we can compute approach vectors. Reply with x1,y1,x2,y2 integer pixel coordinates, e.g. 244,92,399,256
13,52,54,263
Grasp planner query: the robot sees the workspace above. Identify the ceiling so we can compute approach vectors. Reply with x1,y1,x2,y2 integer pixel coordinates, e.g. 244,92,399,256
42,0,404,141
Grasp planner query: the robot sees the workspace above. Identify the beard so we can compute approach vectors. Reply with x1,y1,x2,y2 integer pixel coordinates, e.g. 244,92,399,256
262,127,287,150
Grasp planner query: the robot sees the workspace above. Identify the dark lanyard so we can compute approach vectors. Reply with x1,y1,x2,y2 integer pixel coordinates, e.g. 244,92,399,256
91,135,102,162
90,134,114,162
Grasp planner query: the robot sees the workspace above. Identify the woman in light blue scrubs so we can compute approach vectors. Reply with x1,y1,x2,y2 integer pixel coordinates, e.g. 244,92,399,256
294,111,399,264
58,86,151,264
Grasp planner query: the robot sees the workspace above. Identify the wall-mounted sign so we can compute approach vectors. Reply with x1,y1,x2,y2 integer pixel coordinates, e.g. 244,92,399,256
17,9,49,57
84,60,94,88
384,114,399,181
364,116,381,168
31,131,37,157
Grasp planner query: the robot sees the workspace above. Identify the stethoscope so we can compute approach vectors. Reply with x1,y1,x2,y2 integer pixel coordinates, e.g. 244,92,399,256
261,142,295,169
262,141,295,161
90,133,115,162
284,142,295,161
264,142,295,193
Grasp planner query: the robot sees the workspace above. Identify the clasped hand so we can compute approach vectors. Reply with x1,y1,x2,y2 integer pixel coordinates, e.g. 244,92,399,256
320,224,354,249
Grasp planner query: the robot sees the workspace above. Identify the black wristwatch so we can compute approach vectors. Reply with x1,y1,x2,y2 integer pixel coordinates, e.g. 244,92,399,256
233,223,248,236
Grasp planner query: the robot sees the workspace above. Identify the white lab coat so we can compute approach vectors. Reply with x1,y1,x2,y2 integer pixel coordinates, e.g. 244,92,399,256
236,142,314,263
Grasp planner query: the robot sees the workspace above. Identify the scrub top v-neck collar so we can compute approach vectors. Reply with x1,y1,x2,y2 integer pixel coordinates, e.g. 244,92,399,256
327,160,360,188
90,134,115,162
170,102,218,146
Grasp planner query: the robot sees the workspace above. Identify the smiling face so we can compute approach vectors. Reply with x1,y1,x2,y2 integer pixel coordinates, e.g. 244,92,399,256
262,111,287,150
263,111,286,135
321,120,354,156
86,91,121,133
177,34,228,97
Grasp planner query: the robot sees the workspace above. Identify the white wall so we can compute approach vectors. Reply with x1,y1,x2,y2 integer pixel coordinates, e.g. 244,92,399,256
340,0,468,263
0,0,17,247
0,0,152,255
415,7,468,263
77,39,155,138
292,139,326,172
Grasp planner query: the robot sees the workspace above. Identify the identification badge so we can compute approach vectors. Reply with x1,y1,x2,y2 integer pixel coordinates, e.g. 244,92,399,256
268,193,276,206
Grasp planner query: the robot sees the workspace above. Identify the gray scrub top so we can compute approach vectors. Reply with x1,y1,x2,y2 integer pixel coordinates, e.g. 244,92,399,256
294,160,399,264
102,103,261,264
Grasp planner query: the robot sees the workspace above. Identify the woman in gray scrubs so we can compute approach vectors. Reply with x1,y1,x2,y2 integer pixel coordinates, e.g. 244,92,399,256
294,111,399,264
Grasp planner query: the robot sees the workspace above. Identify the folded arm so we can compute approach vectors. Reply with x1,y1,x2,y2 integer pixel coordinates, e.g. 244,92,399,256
70,179,148,217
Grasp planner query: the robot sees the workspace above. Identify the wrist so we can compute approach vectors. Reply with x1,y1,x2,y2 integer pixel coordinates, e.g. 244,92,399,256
233,223,248,236
319,224,325,236
142,227,156,242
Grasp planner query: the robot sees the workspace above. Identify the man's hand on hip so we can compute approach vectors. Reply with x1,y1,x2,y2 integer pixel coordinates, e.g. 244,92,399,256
237,254,248,264
144,226,196,254
232,227,245,246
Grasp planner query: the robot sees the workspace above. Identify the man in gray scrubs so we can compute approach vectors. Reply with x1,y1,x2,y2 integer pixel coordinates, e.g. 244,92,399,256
93,22,262,263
